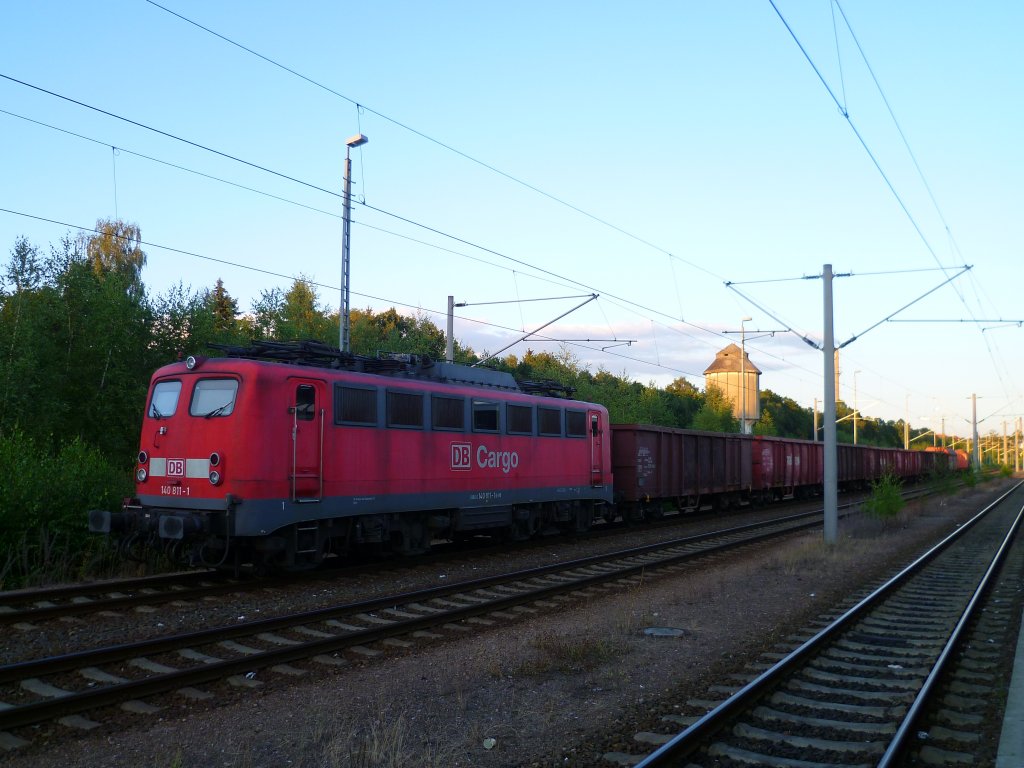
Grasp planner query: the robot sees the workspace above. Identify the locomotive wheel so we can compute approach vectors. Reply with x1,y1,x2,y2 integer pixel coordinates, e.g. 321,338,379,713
509,508,542,541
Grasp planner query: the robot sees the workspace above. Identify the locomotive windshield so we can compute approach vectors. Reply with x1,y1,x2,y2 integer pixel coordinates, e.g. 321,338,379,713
190,378,239,418
149,380,182,419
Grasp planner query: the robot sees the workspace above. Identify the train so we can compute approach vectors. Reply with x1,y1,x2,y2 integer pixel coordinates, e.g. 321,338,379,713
88,341,962,570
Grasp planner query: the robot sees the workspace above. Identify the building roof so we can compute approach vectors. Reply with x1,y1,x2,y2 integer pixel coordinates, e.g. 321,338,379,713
703,343,762,375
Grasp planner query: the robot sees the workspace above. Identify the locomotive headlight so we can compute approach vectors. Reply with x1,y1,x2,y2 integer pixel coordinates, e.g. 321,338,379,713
138,451,149,464
136,467,148,482
209,470,222,486
209,452,221,467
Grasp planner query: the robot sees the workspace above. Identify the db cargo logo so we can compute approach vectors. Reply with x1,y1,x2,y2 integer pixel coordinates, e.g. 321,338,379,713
450,443,520,474
451,443,472,471
167,458,186,477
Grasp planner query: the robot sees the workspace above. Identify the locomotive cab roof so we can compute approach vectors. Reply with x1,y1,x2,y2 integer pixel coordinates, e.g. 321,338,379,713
202,340,576,398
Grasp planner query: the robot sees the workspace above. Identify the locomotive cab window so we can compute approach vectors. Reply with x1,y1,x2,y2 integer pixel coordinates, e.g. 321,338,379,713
566,410,587,438
472,400,500,433
294,385,315,421
431,395,465,431
387,390,424,429
189,378,238,418
149,380,182,419
538,407,562,437
335,385,378,426
507,404,533,435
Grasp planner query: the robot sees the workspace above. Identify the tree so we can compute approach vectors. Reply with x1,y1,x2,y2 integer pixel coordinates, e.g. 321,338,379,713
760,389,813,440
0,234,151,458
692,385,739,433
279,277,332,341
665,377,702,427
81,218,146,293
249,287,285,340
149,283,208,363
350,307,446,358
753,409,777,436
207,278,239,334
4,236,43,292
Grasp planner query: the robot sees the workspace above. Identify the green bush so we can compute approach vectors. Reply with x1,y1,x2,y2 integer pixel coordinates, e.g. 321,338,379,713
928,460,957,496
863,471,904,521
0,430,132,588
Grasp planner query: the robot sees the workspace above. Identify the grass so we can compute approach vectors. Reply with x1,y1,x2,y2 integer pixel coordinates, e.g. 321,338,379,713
515,629,622,676
299,706,462,768
0,528,146,590
154,705,459,768
765,525,894,577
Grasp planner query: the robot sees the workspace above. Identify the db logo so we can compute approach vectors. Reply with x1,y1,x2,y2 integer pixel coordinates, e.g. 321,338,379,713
450,443,472,471
167,458,186,477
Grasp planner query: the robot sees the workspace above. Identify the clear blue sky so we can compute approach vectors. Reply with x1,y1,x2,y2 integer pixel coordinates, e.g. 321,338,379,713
2,1,1021,439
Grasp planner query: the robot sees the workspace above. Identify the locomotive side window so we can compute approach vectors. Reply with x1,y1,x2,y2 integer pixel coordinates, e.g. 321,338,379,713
538,407,562,436
294,385,315,421
472,400,500,433
387,390,424,429
507,404,533,435
431,395,465,431
149,380,182,419
566,410,587,438
189,379,238,418
334,385,377,426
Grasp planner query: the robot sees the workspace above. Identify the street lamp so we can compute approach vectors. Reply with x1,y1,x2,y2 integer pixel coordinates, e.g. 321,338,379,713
340,133,368,353
853,370,861,445
740,316,752,434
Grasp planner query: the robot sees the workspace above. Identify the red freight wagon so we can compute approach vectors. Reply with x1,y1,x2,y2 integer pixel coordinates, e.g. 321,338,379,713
611,425,750,513
750,436,823,501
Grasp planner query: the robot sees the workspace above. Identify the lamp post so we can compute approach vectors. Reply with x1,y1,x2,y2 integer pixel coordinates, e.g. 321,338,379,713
904,394,909,449
340,133,368,353
740,316,752,434
853,370,861,445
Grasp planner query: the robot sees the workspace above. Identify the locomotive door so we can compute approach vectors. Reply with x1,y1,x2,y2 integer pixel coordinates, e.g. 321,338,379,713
290,379,324,502
589,410,605,486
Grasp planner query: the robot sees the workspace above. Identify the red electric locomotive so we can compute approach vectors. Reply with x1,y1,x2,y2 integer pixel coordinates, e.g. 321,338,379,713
89,342,613,569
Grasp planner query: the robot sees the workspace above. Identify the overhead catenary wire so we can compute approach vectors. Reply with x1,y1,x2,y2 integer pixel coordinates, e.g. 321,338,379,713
142,0,722,283
0,206,707,380
768,0,1016,403
0,84,734,353
3,6,1013,422
0,87,934,416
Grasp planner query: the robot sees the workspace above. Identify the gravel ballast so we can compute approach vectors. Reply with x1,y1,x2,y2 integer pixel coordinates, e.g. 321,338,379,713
3,480,1015,768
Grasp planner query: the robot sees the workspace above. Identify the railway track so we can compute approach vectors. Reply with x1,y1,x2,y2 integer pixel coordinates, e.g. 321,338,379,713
0,487,924,629
0,503,846,747
608,480,1024,767
0,570,254,626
